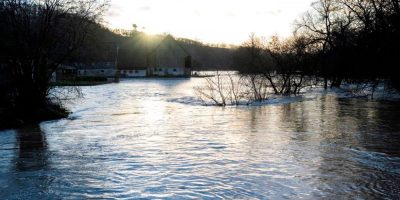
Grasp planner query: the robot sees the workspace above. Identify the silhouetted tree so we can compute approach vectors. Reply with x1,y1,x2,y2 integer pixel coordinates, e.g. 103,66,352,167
293,0,400,91
0,0,108,126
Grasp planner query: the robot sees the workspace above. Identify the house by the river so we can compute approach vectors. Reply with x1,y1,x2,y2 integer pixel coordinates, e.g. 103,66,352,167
51,64,78,82
76,62,117,78
118,35,192,78
51,62,117,81
146,35,192,77
54,35,192,80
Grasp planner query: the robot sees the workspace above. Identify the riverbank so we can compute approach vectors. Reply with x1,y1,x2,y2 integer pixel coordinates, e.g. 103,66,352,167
0,102,69,130
51,76,118,86
51,81,114,86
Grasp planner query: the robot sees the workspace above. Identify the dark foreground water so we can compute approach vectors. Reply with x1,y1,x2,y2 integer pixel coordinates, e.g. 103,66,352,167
1,79,400,199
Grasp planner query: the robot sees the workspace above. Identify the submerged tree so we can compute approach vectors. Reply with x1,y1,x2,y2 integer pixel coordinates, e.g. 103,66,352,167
233,34,314,96
296,0,400,90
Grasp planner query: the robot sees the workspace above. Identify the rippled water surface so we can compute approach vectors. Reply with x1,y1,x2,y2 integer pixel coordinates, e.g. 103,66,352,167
1,78,400,199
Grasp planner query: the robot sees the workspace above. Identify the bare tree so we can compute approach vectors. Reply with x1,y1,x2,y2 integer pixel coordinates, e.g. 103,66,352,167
194,71,227,106
194,71,258,106
0,0,108,120
296,0,348,89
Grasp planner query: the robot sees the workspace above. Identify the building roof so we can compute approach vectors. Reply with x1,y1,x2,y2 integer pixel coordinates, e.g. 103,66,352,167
148,35,191,57
59,64,78,70
119,67,147,70
147,35,191,68
117,34,191,69
71,62,116,70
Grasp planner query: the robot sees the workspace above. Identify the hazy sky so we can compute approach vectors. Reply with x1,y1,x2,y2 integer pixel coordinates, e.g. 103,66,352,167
106,0,315,44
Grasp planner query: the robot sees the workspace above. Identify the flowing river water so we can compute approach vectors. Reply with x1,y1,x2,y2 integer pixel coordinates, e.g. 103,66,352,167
1,78,400,199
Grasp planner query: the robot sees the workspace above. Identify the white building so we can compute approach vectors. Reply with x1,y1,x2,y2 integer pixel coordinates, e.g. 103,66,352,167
119,68,147,77
77,62,117,78
148,67,186,76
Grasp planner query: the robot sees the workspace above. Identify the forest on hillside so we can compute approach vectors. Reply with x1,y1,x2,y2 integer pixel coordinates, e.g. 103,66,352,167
68,26,236,70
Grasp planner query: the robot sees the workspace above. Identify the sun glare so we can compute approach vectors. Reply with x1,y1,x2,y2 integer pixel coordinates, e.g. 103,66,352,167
106,0,315,44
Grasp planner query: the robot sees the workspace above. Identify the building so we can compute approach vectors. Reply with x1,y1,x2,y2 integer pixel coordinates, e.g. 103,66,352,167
49,62,118,82
119,67,147,77
76,62,117,78
54,65,78,81
146,35,192,77
117,35,192,78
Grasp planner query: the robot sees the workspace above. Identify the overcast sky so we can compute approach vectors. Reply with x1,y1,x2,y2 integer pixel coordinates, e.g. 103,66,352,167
106,0,315,44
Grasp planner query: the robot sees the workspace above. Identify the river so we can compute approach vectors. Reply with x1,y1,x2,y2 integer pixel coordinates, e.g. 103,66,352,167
1,78,400,199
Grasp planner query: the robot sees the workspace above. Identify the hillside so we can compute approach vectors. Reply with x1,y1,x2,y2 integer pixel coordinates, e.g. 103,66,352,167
69,26,235,70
